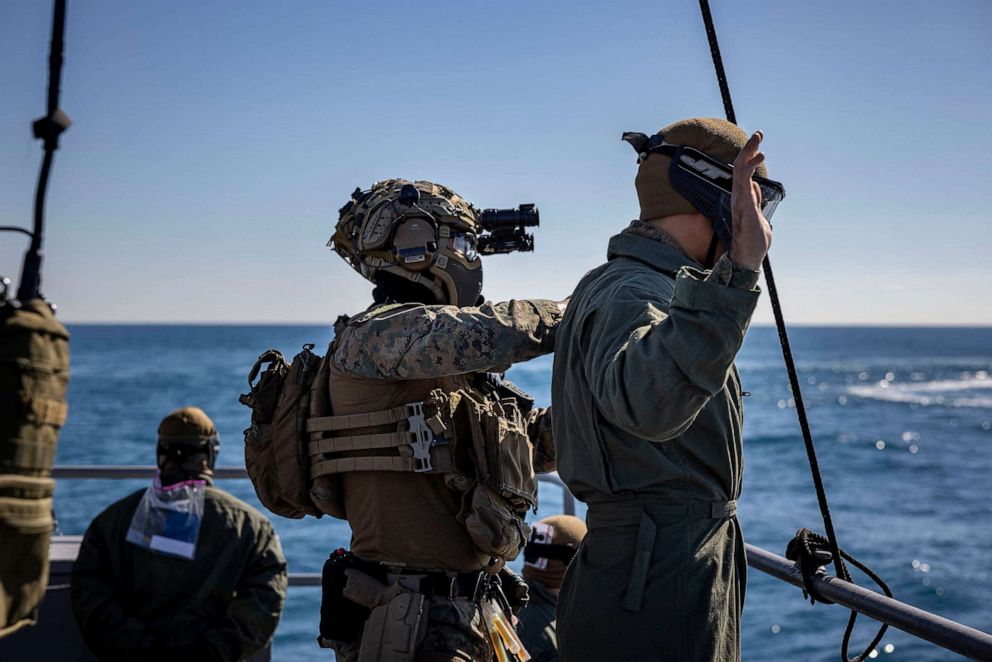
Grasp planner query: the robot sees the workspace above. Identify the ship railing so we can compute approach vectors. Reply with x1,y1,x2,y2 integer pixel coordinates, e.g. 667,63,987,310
52,465,992,660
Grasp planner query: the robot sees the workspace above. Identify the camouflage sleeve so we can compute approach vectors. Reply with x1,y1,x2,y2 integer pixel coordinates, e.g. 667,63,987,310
333,299,563,379
527,406,556,474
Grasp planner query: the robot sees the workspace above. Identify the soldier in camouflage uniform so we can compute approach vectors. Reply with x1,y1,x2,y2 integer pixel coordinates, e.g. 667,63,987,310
321,179,564,661
552,119,781,661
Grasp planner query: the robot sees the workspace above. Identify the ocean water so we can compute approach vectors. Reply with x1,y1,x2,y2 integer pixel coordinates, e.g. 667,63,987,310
52,325,992,660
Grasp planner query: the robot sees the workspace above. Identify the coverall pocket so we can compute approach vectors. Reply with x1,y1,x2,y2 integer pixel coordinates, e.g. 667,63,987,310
622,510,658,613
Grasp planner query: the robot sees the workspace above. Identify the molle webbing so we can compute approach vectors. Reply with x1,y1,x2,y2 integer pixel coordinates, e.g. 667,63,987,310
308,400,450,478
309,431,412,455
307,405,410,433
310,450,452,478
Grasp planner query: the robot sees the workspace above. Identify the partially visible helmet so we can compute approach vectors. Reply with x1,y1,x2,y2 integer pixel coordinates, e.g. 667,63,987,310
523,514,587,589
156,406,219,485
331,179,484,307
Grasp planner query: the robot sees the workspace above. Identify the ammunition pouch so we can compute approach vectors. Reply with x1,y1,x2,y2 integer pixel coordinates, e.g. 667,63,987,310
0,300,69,637
458,389,536,567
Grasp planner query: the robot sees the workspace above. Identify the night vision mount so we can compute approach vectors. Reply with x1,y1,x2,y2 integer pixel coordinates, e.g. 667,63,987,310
477,204,539,255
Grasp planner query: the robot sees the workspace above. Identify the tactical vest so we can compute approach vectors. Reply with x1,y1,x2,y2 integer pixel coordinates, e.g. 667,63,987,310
241,308,538,568
0,300,69,637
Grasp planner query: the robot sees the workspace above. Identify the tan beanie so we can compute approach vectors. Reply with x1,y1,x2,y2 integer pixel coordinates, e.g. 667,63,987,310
157,406,217,442
634,117,769,221
156,406,219,484
523,514,587,589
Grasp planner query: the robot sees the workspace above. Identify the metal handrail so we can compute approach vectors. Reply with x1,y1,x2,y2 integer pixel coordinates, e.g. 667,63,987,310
746,544,992,660
50,465,992,659
51,466,576,516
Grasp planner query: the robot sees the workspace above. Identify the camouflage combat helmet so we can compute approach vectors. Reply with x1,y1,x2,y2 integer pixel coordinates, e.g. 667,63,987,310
331,179,484,307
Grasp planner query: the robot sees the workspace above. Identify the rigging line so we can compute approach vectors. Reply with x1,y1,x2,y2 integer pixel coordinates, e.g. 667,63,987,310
0,226,35,238
17,0,70,303
695,0,843,575
695,3,889,661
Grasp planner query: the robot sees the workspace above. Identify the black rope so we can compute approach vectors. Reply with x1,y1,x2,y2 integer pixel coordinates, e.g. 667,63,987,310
0,226,34,238
16,0,70,303
696,2,889,661
787,529,892,662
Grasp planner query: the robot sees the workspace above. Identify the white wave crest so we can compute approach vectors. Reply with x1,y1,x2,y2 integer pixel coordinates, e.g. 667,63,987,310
847,375,992,409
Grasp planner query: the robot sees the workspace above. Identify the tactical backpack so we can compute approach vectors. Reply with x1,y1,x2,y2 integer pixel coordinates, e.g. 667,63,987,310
240,318,349,520
240,343,327,519
0,300,69,637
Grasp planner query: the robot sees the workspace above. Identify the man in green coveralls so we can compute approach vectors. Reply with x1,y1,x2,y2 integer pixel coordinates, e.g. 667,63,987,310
71,407,288,661
552,118,776,661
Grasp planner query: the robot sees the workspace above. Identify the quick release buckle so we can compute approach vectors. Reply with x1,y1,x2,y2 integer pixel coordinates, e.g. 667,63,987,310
405,402,434,473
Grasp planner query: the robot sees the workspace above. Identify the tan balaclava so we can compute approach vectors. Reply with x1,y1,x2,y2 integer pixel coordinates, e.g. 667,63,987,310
156,406,219,486
634,117,768,221
523,514,588,589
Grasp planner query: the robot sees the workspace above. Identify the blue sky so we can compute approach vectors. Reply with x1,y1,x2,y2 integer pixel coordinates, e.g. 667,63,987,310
1,0,990,324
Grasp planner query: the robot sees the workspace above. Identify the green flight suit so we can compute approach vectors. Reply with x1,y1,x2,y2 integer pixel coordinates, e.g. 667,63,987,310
552,226,760,662
70,485,288,661
515,579,559,662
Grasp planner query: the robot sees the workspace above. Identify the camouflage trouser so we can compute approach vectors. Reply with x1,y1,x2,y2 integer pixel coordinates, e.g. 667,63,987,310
330,595,492,662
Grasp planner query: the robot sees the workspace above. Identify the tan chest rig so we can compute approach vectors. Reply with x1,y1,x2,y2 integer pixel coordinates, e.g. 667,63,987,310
241,310,538,569
308,369,538,569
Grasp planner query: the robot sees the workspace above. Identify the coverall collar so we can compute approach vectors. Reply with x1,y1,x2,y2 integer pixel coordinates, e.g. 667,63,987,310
607,228,702,274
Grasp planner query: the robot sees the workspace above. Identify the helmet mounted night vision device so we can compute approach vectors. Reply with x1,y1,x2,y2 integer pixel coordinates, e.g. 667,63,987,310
332,179,541,307
478,204,539,255
623,131,785,250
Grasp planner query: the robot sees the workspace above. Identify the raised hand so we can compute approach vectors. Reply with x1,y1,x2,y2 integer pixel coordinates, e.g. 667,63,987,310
729,131,773,271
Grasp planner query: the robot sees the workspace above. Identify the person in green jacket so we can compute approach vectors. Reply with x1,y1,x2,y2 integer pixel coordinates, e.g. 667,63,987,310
552,118,781,661
70,407,288,662
516,514,587,662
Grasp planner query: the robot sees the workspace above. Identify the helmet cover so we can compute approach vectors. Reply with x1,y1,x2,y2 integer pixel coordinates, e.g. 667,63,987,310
331,179,484,306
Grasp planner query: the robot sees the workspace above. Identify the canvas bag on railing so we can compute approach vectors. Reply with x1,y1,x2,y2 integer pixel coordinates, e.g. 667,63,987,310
0,299,69,638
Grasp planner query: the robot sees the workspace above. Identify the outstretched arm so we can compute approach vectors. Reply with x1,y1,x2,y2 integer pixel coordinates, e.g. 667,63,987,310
334,299,563,380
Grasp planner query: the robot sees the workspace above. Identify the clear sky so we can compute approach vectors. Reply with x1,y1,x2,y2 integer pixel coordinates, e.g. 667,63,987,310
1,1,990,324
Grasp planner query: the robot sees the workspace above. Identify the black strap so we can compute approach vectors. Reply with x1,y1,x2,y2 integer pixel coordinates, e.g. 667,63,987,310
697,3,888,661
17,0,71,303
523,542,577,564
